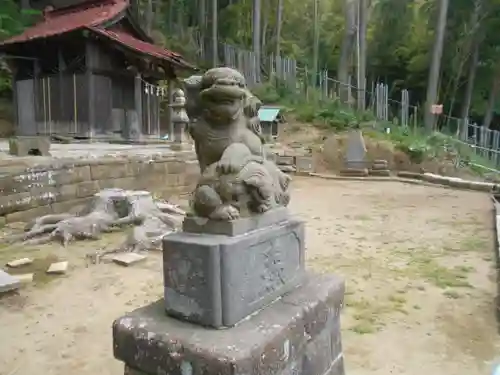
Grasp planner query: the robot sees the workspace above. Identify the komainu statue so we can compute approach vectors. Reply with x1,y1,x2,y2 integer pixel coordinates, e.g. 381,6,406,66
184,67,291,220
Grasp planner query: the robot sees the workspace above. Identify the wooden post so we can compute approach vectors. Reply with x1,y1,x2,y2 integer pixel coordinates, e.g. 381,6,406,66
133,74,143,138
167,80,174,139
58,47,65,134
85,41,96,138
33,60,40,135
211,0,218,67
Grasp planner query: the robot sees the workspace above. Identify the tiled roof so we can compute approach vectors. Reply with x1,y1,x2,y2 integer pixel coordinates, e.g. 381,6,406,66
88,26,196,69
0,0,127,45
0,0,196,70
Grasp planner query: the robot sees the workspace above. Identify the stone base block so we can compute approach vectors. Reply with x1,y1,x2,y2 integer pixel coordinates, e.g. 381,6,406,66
9,136,51,156
340,168,369,177
183,207,289,236
113,273,345,375
368,169,391,177
163,217,305,328
371,161,388,171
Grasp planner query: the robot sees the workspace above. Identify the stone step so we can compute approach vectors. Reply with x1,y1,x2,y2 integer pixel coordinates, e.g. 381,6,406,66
340,168,369,177
369,169,391,177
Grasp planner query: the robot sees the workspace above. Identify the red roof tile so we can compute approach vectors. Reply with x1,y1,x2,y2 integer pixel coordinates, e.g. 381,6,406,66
88,26,195,69
0,0,127,46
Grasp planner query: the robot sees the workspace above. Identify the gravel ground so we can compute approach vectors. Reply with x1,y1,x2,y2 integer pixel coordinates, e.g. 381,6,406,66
0,176,498,375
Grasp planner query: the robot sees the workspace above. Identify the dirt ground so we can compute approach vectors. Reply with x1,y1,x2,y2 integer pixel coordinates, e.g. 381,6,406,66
0,177,499,375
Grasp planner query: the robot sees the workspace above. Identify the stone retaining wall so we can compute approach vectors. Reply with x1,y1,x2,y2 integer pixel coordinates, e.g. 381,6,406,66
0,152,200,224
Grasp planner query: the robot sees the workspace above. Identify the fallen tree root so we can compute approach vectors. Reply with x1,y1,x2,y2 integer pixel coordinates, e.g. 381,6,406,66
3,188,186,252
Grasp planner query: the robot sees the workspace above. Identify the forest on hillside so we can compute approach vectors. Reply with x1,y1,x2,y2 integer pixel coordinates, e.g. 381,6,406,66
2,0,500,129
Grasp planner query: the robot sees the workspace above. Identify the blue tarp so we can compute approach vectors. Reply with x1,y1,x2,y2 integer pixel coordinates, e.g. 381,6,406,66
258,106,281,122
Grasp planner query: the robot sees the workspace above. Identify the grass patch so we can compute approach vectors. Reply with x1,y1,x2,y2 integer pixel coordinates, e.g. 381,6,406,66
346,293,409,335
405,253,473,288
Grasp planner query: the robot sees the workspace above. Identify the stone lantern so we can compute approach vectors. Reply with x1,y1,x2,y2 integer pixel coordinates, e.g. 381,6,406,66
170,88,190,148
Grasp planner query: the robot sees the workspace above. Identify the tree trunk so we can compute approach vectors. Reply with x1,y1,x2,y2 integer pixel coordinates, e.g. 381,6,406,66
338,0,357,103
145,0,153,35
198,0,206,55
312,0,319,88
168,0,174,34
211,0,218,67
444,0,483,130
261,2,269,54
275,0,283,57
483,63,500,128
357,0,367,111
423,0,449,132
460,41,480,124
253,0,262,82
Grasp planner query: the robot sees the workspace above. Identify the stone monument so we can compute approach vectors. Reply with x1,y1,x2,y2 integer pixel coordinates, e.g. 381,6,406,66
340,129,368,177
112,67,346,375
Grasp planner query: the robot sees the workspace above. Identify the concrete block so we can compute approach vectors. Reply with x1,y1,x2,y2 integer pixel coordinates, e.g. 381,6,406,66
183,207,290,236
9,136,51,157
113,253,147,266
46,261,68,274
0,270,21,293
113,273,345,375
6,257,33,268
163,218,306,327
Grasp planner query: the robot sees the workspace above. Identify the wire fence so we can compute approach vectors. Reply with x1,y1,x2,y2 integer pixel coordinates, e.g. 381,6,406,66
181,30,500,171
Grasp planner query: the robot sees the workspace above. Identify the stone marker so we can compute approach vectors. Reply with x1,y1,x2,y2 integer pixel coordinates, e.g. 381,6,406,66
46,261,68,274
7,257,33,268
344,129,367,169
112,67,345,375
0,269,20,293
112,253,147,267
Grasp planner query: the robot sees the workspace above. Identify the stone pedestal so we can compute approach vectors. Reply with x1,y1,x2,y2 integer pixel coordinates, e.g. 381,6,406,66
164,209,305,328
113,273,345,375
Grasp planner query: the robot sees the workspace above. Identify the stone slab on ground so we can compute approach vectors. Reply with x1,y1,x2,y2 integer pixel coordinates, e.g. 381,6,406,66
46,261,68,274
0,269,21,293
183,207,290,236
113,273,345,375
113,253,148,267
163,218,306,328
6,257,33,268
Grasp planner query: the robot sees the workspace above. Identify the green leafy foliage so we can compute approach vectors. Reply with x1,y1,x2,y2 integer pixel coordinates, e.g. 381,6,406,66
0,1,40,97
